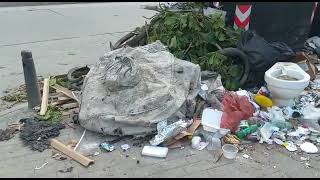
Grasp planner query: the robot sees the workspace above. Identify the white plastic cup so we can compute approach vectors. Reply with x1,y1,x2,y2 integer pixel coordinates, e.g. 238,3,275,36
222,144,238,159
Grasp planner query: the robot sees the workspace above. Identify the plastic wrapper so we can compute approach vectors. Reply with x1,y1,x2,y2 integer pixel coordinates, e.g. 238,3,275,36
149,119,192,146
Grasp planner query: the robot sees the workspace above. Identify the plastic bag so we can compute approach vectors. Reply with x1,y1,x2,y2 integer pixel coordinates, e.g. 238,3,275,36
237,31,294,72
220,92,255,133
237,31,294,87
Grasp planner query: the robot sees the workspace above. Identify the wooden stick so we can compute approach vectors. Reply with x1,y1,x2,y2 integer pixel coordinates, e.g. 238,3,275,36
51,84,77,100
58,96,71,101
61,102,79,110
39,78,50,116
50,139,94,167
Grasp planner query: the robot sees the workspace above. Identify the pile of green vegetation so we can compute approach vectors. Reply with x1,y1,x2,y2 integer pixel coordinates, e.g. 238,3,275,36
38,105,63,123
147,6,242,90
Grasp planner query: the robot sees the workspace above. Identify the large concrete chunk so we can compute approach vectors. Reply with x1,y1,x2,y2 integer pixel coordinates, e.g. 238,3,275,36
79,41,201,136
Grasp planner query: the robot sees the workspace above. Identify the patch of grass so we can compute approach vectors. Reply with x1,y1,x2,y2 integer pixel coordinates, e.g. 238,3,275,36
38,105,63,123
1,92,26,103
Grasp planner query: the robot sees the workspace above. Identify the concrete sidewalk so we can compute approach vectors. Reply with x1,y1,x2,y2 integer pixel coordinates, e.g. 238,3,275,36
0,2,157,96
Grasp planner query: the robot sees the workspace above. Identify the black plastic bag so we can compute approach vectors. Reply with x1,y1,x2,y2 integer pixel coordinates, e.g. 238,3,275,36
237,31,295,87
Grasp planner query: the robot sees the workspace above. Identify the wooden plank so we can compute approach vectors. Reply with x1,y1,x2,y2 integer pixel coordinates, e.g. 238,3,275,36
58,96,71,101
39,78,50,116
51,84,77,101
61,102,79,110
50,139,94,167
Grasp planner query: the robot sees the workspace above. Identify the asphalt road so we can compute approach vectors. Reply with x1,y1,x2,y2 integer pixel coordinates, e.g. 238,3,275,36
0,2,158,95
0,2,81,7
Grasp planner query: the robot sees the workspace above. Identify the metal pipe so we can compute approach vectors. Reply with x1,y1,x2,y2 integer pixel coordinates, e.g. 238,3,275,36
21,50,41,109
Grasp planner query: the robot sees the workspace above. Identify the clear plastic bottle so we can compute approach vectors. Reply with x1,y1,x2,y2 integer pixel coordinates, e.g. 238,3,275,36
206,136,221,150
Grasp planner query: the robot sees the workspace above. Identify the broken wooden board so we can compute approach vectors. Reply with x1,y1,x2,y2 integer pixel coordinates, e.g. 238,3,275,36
61,102,79,110
40,78,50,116
50,139,94,167
58,96,71,101
51,84,77,101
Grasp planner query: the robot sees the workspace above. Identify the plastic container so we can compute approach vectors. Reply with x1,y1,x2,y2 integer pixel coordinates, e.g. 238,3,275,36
141,146,168,158
222,144,238,159
206,136,221,151
254,94,273,108
201,108,223,132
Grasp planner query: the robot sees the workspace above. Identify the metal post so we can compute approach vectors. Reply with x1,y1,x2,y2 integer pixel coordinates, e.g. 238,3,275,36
21,50,41,109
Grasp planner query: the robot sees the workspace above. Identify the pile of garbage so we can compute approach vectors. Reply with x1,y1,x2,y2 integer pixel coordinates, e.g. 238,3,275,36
2,4,320,167
76,40,320,159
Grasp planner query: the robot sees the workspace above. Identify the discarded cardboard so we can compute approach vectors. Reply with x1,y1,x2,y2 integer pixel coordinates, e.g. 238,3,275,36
291,52,318,80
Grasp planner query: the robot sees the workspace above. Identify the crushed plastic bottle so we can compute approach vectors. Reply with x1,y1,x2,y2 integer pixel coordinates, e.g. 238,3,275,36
236,124,261,140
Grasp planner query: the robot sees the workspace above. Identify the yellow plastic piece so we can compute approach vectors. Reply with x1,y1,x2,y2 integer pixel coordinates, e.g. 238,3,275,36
254,94,273,108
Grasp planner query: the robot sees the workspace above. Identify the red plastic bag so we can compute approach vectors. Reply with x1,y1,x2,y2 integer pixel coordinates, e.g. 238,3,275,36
220,92,254,133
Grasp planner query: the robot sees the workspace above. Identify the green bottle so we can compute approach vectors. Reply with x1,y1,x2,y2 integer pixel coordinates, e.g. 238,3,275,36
236,124,260,140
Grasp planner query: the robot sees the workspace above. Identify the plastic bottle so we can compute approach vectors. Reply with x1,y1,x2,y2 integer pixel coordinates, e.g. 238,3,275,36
236,124,260,140
270,120,292,129
206,136,221,150
254,94,273,108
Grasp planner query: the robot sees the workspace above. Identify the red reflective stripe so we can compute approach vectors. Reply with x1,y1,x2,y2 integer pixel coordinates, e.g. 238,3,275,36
238,5,252,14
234,15,250,29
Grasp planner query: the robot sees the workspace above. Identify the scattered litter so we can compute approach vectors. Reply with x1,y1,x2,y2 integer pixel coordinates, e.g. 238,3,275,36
300,157,308,161
254,94,273,108
93,151,100,156
121,144,130,151
197,142,209,150
222,144,238,159
150,119,192,146
191,136,201,149
223,134,240,145
99,142,115,152
242,154,250,159
199,83,209,100
58,167,74,173
310,79,320,90
273,138,284,145
141,146,168,158
201,108,228,134
34,162,49,170
52,151,68,161
283,141,298,152
300,142,318,153
305,162,311,168
74,129,86,151
206,136,221,150
259,122,277,143
220,92,254,132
